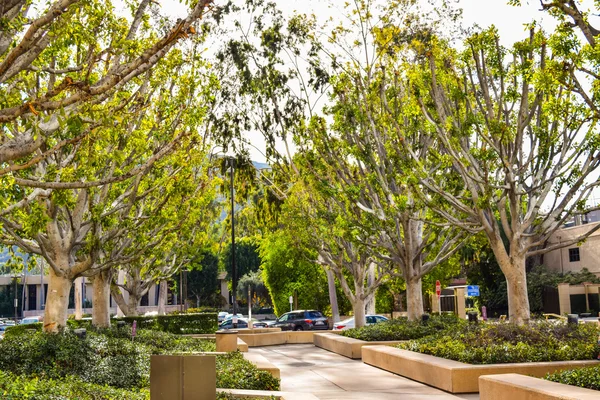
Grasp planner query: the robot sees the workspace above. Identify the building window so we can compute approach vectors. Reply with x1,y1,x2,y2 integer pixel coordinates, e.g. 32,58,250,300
569,248,580,262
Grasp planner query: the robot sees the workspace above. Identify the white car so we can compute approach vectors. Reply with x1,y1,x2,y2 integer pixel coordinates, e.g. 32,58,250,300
218,311,228,322
21,316,42,325
333,315,388,330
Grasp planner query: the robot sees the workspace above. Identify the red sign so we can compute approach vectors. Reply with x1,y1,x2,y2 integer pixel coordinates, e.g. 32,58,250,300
435,280,441,297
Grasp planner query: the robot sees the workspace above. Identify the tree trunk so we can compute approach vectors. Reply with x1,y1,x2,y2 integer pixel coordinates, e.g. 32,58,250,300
504,255,530,324
365,262,376,315
92,270,111,328
353,296,367,328
406,277,424,321
74,277,83,320
116,269,127,317
127,291,140,316
491,236,530,325
325,268,340,322
43,269,72,332
158,279,167,315
110,285,134,316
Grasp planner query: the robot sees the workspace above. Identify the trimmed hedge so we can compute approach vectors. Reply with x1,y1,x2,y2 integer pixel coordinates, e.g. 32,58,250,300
0,328,279,392
545,365,600,390
340,314,464,341
4,322,43,337
398,321,599,364
117,313,217,334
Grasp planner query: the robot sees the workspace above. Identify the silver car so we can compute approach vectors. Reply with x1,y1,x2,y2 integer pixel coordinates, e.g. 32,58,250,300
333,315,388,330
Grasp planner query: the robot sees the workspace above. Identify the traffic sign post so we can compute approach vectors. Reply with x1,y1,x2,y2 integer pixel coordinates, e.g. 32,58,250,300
435,280,441,314
467,285,480,297
289,295,293,312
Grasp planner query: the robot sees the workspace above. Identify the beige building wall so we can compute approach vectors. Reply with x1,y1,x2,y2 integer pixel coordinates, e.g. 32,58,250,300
545,222,600,276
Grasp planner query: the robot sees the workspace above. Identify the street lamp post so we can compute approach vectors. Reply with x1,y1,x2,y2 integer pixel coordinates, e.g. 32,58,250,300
230,158,238,328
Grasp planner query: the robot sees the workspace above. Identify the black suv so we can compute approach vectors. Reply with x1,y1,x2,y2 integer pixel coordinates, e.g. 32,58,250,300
270,310,329,331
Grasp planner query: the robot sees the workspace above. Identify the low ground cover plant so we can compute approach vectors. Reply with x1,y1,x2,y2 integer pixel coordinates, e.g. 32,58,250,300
0,371,148,400
0,327,279,396
340,314,464,341
545,365,600,390
398,321,599,364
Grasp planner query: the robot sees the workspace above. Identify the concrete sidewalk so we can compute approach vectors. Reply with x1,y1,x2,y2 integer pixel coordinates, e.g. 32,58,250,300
249,344,479,400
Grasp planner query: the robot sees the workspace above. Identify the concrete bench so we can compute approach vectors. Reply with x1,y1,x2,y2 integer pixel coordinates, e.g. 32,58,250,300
243,352,280,378
479,373,600,400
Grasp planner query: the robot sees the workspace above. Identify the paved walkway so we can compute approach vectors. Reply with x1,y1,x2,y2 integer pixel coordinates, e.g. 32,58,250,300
249,344,479,400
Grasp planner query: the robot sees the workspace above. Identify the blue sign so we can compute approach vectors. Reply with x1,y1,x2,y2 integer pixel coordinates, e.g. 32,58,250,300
467,285,480,297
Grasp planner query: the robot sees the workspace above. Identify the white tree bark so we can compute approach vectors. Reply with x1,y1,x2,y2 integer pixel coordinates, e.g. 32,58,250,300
92,270,111,328
157,279,168,315
365,262,376,315
406,277,424,321
74,277,83,320
325,267,340,322
116,269,126,317
43,269,72,332
352,296,367,328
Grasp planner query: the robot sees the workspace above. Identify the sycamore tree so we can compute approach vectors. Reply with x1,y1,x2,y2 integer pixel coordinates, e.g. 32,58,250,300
110,169,220,318
215,0,466,322
408,26,600,324
0,0,213,171
0,31,218,331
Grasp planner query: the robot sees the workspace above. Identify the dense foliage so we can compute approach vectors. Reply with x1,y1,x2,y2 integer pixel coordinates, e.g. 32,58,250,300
187,251,221,308
545,365,600,391
398,322,599,364
5,322,43,336
0,371,148,400
0,328,279,392
340,314,464,341
117,313,218,334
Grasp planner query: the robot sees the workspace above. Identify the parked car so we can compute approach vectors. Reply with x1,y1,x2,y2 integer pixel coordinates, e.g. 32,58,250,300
218,311,228,322
269,310,329,331
20,316,41,325
333,315,388,330
218,316,267,330
0,324,9,338
218,317,248,330
247,318,268,328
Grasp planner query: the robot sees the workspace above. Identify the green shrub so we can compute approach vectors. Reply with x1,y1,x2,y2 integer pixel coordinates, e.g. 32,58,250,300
0,328,276,392
398,321,599,364
66,319,93,329
216,352,280,391
545,365,600,390
4,322,43,336
0,371,148,400
117,313,218,334
341,314,464,341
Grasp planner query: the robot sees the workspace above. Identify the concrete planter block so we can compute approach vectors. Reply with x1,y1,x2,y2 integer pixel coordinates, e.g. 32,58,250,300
362,346,600,393
215,330,238,352
237,330,338,347
150,354,216,400
243,353,281,378
479,373,600,400
313,332,405,359
218,389,320,399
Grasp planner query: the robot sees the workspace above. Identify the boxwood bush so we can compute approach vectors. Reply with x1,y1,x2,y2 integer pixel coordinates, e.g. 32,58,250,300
545,365,600,390
340,314,465,341
116,313,218,334
4,322,43,336
398,321,599,364
0,328,279,391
